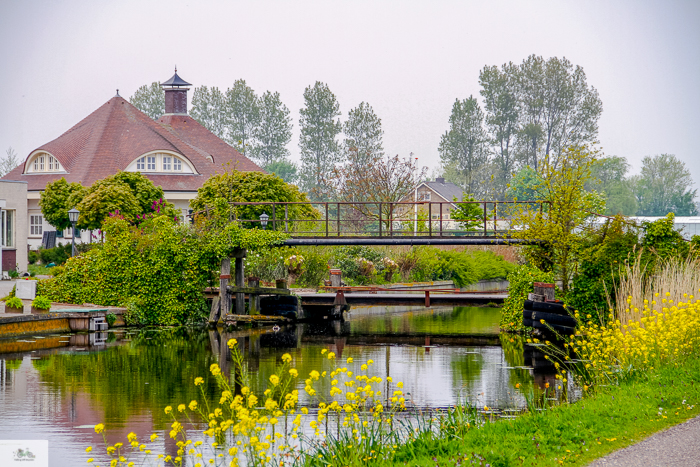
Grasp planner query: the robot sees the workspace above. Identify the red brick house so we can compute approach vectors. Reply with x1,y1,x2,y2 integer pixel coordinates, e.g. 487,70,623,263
1,70,262,249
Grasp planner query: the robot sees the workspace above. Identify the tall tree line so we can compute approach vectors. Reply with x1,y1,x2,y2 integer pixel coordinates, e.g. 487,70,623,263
439,55,603,199
128,79,398,200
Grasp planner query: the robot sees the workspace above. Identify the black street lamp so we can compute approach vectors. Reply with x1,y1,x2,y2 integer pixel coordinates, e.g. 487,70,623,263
259,213,269,230
68,208,80,257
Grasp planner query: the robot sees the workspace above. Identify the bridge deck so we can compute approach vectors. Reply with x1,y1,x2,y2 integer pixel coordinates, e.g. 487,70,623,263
299,292,505,307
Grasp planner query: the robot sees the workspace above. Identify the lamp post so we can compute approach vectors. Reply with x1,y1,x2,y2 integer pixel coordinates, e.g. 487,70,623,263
68,208,80,257
259,213,269,230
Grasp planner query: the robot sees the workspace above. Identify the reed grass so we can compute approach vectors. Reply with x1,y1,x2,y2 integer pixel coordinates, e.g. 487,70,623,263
613,254,700,326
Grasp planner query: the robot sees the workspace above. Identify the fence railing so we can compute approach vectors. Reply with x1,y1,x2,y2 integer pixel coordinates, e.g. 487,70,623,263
197,200,549,238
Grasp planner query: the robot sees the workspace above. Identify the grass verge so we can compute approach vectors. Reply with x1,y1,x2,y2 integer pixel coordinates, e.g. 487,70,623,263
388,357,700,466
28,264,53,276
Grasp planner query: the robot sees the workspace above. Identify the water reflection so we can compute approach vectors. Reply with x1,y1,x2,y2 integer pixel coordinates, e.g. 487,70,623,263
0,305,561,467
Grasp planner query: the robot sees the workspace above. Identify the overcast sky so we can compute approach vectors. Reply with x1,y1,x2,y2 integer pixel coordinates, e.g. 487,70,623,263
1,0,698,183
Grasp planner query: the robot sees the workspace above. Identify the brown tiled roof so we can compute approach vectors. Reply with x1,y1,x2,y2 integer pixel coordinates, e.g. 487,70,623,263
1,96,262,191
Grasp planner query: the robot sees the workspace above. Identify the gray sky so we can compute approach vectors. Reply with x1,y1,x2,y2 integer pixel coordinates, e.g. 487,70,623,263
1,0,698,183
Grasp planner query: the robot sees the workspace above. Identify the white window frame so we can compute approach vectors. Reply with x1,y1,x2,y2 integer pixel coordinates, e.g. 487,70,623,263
1,209,14,247
33,155,45,172
126,151,196,174
30,214,43,237
26,151,65,173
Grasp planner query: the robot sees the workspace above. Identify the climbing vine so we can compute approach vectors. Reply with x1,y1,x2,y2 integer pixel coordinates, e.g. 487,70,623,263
39,214,286,325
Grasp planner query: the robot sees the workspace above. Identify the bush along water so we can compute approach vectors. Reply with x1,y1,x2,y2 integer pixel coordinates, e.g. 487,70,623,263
38,213,286,325
500,264,556,332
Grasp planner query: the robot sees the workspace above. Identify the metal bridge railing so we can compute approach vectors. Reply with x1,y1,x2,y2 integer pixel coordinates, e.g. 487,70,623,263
211,200,549,238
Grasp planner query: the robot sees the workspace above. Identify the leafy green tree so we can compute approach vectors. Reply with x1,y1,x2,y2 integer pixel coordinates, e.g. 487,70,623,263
75,183,142,230
252,91,293,166
190,169,317,231
108,171,168,214
451,195,484,231
506,166,542,202
634,154,698,216
264,160,298,185
190,86,227,138
39,178,86,230
343,102,384,166
129,82,164,120
513,55,603,171
510,146,603,291
0,146,20,177
479,63,520,198
224,80,260,155
47,172,178,230
298,82,342,200
589,156,637,215
438,97,489,197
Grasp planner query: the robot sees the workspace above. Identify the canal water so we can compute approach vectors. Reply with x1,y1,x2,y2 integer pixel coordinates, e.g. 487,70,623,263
0,305,556,466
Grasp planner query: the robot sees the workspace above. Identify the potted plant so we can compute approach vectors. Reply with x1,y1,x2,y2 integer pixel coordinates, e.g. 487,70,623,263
4,297,24,314
31,296,52,314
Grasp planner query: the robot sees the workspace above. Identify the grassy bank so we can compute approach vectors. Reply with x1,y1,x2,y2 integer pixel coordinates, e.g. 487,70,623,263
386,358,700,467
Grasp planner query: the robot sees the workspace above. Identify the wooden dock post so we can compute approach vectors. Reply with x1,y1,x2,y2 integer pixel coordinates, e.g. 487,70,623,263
219,258,231,319
533,282,555,301
232,248,247,315
248,277,261,315
330,269,342,289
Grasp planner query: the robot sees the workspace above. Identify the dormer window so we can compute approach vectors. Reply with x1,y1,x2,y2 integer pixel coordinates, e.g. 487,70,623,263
125,151,196,174
26,152,63,173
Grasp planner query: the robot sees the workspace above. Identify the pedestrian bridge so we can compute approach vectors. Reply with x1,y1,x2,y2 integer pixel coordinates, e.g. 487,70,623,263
216,200,547,246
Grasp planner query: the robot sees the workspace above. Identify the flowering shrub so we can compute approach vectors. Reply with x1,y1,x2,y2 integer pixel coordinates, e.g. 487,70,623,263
357,257,375,278
87,340,408,466
540,288,700,394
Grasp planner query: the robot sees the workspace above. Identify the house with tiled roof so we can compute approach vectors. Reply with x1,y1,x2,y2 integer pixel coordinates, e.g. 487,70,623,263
2,70,263,250
393,177,468,232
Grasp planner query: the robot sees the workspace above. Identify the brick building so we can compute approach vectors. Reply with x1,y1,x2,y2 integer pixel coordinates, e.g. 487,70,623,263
1,70,262,249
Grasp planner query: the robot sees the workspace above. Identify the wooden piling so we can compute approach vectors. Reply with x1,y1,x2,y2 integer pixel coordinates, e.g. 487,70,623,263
232,248,247,315
220,258,231,318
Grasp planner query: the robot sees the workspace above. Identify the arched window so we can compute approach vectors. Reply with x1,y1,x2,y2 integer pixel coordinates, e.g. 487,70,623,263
126,151,196,174
26,152,63,173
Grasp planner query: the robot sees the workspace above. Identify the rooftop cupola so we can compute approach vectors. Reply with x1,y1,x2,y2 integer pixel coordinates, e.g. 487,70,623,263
161,67,192,115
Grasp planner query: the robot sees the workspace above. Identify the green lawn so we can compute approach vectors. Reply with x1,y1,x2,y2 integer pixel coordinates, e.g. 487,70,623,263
387,358,700,466
28,264,54,276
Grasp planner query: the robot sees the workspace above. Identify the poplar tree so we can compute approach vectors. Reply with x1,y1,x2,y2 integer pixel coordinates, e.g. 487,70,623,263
224,80,260,156
252,91,293,167
298,82,342,200
438,97,489,196
190,86,227,139
479,63,519,197
129,82,164,120
514,55,602,171
343,102,384,166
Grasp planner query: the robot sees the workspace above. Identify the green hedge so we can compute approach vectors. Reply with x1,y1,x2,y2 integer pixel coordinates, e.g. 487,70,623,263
38,215,285,325
500,264,556,331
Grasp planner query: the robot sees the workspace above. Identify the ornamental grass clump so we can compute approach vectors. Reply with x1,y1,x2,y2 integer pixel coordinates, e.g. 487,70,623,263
87,340,409,467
